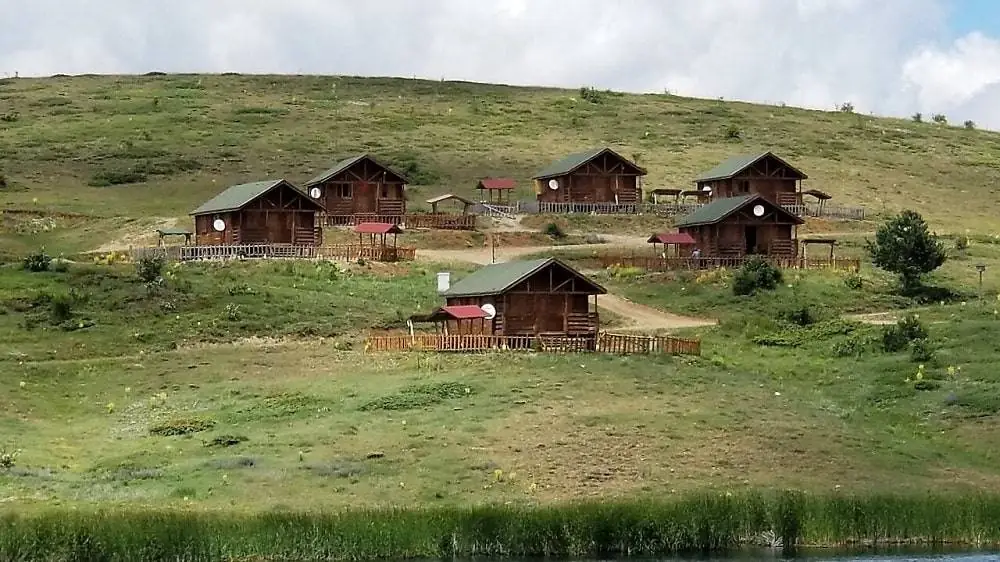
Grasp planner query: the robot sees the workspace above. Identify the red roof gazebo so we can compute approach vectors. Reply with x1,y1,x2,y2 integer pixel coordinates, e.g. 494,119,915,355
354,222,404,261
476,177,517,205
647,232,697,258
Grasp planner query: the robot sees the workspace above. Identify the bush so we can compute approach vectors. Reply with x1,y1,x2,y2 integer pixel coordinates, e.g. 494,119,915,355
932,114,947,124
0,111,19,122
843,273,863,290
867,210,946,293
881,314,928,353
839,102,855,113
88,167,149,187
724,124,742,140
0,447,18,469
0,173,7,189
954,236,969,251
732,257,783,296
149,417,216,436
49,293,75,323
22,250,52,272
909,338,935,363
964,120,976,130
912,112,923,123
778,304,816,327
135,255,166,283
542,222,566,239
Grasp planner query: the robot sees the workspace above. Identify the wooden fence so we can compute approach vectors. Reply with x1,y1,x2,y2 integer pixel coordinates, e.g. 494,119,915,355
597,254,861,272
508,200,866,220
127,244,416,263
363,332,700,356
324,213,476,230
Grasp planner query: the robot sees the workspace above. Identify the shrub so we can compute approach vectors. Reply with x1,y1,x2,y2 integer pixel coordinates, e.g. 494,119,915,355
954,236,969,251
909,338,935,363
843,273,863,290
542,222,566,239
49,293,74,323
724,124,742,140
88,167,149,187
205,435,248,448
932,114,947,124
0,173,6,189
912,112,923,123
732,257,783,296
22,250,52,272
964,120,976,130
839,102,855,113
867,210,946,293
224,303,241,321
778,304,815,327
0,447,18,469
0,111,19,122
579,86,603,103
881,314,927,353
135,254,165,283
149,417,216,436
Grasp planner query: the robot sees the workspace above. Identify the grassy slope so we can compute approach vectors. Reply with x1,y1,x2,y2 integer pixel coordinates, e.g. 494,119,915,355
3,74,1000,256
2,256,1000,511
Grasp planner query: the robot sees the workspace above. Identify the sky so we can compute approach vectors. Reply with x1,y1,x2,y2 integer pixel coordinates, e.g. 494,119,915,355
2,0,1000,129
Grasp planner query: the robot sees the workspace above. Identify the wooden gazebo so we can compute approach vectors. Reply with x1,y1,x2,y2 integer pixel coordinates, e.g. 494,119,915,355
802,189,832,213
426,194,474,215
354,222,406,262
411,305,491,336
648,188,683,204
156,227,193,246
476,178,517,206
648,232,697,258
801,238,837,261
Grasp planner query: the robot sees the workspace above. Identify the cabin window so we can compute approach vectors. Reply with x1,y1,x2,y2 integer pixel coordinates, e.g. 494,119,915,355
336,184,352,198
380,185,389,199
738,180,750,193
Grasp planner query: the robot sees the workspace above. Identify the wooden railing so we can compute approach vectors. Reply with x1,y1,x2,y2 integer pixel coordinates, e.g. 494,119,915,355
363,331,700,356
324,213,476,230
783,203,866,221
511,200,866,220
598,254,861,272
126,244,416,263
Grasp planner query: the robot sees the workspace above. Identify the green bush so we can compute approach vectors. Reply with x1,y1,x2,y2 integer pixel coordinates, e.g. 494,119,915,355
777,304,816,326
542,222,566,239
954,236,969,251
88,167,149,187
22,250,52,272
136,255,166,283
732,257,783,296
149,417,216,436
909,338,935,363
881,314,928,353
843,273,863,290
0,447,18,469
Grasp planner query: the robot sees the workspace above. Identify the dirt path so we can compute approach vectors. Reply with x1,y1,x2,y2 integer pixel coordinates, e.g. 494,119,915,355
414,239,716,332
843,307,937,325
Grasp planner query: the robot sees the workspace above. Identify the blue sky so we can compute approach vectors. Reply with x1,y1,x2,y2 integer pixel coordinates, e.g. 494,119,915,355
949,0,1000,36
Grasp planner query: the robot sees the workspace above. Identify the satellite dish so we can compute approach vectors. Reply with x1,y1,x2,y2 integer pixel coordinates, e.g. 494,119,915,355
701,185,712,192
752,204,765,217
548,179,559,190
309,187,322,198
213,219,226,232
480,303,497,320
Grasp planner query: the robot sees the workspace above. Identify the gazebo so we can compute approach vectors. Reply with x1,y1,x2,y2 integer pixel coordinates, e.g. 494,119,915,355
354,222,404,261
648,188,683,204
156,227,193,246
476,178,516,206
801,238,837,262
410,305,491,336
426,193,475,215
648,232,697,258
802,189,832,213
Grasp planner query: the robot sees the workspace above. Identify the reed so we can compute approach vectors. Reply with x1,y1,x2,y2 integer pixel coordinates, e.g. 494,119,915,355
3,492,1000,561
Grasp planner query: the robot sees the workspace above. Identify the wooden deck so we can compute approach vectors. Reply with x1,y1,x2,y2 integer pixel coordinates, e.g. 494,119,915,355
129,244,416,263
325,213,477,230
364,332,701,356
509,200,866,220
598,254,861,272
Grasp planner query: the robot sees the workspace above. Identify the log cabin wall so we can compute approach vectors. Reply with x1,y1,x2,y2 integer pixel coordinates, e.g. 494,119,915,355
537,153,641,204
316,157,406,216
193,182,320,246
701,154,803,206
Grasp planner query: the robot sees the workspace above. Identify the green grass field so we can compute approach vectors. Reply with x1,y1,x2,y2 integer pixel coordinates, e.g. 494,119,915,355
3,73,1000,255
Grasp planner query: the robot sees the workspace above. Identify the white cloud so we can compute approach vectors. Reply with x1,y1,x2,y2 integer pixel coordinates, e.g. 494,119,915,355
0,0,999,128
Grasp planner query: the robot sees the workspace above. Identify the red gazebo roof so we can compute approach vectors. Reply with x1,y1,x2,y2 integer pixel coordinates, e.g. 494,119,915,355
647,232,697,245
354,222,403,234
477,178,517,190
440,305,488,319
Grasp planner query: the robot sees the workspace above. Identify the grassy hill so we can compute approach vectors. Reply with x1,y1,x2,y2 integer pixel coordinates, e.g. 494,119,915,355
3,73,1000,256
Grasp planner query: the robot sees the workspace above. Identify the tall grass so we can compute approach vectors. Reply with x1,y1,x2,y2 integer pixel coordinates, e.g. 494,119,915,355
3,492,1000,561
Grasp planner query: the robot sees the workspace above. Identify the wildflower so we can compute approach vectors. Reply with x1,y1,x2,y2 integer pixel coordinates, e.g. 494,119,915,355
948,366,957,377
124,387,131,394
106,402,115,414
494,468,504,482
19,381,26,389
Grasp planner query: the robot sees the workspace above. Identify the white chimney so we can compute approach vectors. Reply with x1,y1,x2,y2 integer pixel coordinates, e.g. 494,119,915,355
436,272,451,293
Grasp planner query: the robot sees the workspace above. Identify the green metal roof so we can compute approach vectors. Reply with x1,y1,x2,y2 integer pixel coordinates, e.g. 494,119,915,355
190,179,322,216
674,194,803,227
532,148,646,179
694,151,807,182
156,227,193,236
304,154,408,186
442,257,606,298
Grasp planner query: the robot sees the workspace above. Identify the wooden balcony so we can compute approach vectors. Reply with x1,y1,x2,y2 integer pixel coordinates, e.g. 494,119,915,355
324,213,476,230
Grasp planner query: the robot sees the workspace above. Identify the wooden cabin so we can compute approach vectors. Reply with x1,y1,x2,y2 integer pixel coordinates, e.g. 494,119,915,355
674,194,804,258
304,154,408,222
694,151,808,207
190,179,325,246
415,258,606,339
532,148,646,204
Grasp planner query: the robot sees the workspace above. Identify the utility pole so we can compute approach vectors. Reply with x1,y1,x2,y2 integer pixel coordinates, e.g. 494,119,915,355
491,232,497,264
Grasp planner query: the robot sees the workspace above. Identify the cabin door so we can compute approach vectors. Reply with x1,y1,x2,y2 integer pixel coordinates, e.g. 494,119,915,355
355,182,377,213
744,226,758,255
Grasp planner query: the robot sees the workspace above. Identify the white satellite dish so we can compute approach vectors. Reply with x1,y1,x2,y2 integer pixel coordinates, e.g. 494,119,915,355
548,179,559,190
752,204,765,217
701,184,712,192
309,187,322,198
480,303,497,320
213,219,226,232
